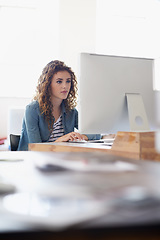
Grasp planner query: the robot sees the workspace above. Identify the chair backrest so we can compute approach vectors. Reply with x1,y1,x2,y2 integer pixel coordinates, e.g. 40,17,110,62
10,134,20,151
8,107,25,136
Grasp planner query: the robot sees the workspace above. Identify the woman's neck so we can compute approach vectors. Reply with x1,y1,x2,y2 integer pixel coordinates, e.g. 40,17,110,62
53,108,61,122
51,98,63,122
51,95,63,108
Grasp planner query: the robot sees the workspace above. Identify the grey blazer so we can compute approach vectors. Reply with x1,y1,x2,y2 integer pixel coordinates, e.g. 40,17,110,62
18,100,100,151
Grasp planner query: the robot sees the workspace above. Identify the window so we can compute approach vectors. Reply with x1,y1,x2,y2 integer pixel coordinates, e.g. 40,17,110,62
0,0,59,97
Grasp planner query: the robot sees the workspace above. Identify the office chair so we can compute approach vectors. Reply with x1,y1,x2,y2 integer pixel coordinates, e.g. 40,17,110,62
8,107,24,151
10,134,20,151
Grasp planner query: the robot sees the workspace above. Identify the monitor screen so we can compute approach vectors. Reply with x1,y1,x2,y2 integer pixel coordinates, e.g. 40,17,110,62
79,53,157,134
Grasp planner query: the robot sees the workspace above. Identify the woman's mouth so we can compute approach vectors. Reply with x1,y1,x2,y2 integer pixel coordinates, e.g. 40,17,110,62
61,91,68,94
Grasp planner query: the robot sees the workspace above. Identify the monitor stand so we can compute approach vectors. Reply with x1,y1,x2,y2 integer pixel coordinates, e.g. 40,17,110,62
126,93,150,132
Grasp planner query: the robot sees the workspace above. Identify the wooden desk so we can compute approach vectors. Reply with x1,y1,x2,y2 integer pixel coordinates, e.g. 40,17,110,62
29,131,160,161
29,141,112,153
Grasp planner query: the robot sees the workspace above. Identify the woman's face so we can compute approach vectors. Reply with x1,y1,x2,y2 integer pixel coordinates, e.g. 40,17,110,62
50,70,71,101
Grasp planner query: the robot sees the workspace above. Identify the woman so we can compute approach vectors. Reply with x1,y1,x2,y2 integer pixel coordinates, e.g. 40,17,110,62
18,60,100,151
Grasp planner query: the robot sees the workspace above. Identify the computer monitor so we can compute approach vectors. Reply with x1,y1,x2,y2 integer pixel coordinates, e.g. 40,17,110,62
79,53,157,134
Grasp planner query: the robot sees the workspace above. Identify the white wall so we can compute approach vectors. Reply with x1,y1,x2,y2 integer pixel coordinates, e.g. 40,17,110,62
1,0,160,137
58,0,97,112
95,0,160,59
59,0,96,75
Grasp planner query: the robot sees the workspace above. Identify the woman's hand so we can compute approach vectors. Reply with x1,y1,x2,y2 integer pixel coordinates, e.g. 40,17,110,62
54,132,88,142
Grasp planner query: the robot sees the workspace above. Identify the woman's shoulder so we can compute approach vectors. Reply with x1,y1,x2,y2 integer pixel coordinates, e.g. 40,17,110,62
71,107,78,113
26,100,40,110
25,101,42,120
65,108,78,121
68,107,78,115
62,102,78,115
25,101,41,116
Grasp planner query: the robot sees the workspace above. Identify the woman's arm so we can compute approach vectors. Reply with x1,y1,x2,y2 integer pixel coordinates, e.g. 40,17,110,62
25,105,43,143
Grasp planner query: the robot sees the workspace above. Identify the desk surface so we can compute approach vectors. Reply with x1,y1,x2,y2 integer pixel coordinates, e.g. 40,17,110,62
1,151,160,239
29,131,160,161
29,141,112,152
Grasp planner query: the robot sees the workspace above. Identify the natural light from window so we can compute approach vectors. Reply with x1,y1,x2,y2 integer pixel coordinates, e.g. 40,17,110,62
0,0,59,97
1,0,160,97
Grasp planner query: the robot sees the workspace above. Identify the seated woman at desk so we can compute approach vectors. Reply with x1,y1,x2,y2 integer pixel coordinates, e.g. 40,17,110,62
18,60,100,151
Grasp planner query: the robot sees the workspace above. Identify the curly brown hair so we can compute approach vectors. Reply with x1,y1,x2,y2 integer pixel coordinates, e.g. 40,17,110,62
34,60,78,130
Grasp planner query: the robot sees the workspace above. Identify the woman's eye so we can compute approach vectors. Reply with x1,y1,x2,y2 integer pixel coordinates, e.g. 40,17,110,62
57,80,62,84
67,80,71,83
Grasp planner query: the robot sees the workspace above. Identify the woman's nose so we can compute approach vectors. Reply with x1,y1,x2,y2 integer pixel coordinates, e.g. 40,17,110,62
62,82,67,88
